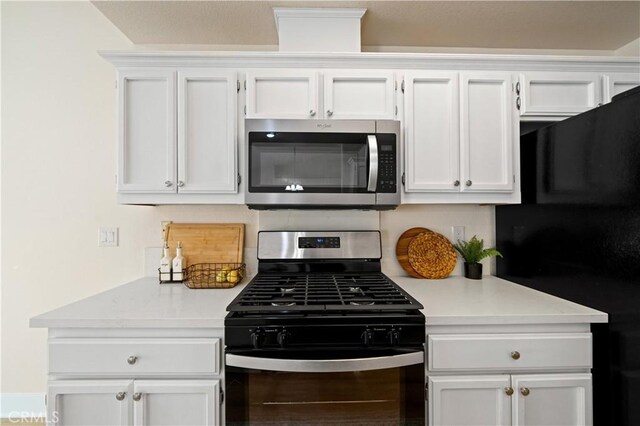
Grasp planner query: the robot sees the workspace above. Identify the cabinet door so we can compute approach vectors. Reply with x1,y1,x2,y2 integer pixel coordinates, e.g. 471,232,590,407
323,70,395,119
118,69,177,193
133,380,219,426
404,72,460,192
512,374,592,426
429,375,511,426
603,73,640,103
177,71,237,193
460,72,514,193
48,380,133,426
246,70,318,119
519,72,601,116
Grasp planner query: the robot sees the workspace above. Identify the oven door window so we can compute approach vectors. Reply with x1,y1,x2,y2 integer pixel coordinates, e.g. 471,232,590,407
226,350,424,425
249,132,370,193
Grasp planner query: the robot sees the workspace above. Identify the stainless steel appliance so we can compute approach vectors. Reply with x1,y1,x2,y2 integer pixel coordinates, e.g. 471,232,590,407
245,119,401,210
225,231,425,425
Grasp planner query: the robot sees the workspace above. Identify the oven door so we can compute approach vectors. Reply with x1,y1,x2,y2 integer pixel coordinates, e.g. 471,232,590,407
225,348,425,425
246,130,382,207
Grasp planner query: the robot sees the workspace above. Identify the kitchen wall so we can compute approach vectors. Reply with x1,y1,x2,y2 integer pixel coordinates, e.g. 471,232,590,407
0,0,610,400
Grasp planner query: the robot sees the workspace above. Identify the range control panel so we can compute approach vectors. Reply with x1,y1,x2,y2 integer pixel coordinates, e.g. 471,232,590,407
298,237,340,249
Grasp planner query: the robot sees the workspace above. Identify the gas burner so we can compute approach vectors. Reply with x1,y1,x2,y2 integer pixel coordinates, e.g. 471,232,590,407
349,286,365,295
271,301,296,307
280,287,296,296
350,300,375,306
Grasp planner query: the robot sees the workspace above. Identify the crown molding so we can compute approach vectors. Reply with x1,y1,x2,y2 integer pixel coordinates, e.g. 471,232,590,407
273,7,367,31
99,51,640,73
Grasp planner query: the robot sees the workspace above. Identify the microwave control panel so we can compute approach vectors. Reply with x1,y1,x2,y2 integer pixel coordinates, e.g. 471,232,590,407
377,136,397,193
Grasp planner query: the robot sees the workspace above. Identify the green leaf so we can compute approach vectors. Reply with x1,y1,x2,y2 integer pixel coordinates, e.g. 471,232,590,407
453,235,502,263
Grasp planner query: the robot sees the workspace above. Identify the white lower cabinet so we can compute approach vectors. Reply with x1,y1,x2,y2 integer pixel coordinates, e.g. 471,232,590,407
48,380,133,426
429,373,592,426
429,375,511,426
48,379,219,426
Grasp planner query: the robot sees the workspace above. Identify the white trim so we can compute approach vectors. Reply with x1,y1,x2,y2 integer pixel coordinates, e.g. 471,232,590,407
99,51,640,73
273,7,367,31
0,393,46,419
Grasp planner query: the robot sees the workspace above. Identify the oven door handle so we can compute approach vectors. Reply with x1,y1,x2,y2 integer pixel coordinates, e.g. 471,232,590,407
226,351,423,373
367,135,379,192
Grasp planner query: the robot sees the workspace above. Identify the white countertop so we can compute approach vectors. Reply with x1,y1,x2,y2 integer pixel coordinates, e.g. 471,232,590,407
30,275,606,329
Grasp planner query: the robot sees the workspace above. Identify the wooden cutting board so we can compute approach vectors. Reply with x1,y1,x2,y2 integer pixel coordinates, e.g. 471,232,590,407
165,223,244,266
396,227,432,278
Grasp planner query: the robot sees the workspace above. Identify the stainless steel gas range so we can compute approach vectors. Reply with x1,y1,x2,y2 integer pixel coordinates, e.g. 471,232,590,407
224,231,425,425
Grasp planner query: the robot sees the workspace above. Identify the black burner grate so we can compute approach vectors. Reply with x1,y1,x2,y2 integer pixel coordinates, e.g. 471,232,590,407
227,273,423,312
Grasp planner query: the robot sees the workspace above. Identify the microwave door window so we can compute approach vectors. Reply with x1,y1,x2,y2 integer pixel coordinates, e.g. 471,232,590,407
250,141,368,192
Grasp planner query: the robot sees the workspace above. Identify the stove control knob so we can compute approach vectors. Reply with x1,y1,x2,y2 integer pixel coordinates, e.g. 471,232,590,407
251,328,265,349
277,330,289,348
388,328,400,346
362,328,373,346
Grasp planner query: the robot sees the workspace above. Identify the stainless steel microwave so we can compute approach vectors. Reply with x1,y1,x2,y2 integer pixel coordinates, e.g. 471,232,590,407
245,119,400,210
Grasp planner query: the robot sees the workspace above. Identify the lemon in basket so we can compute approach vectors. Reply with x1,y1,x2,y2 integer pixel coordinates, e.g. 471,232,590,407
227,270,240,284
216,271,227,283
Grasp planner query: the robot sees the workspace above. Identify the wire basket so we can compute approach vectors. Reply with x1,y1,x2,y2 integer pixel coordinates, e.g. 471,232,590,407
184,263,246,289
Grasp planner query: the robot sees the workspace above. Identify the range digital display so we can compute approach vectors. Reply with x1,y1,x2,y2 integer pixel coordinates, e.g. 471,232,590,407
298,237,340,249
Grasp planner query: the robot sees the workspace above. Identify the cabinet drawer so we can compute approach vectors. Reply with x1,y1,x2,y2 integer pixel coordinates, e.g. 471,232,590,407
49,338,220,376
428,333,591,371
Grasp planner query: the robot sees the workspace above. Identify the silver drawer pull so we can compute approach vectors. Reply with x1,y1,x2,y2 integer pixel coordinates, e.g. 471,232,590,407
115,392,126,401
127,356,138,365
505,387,514,396
511,351,521,360
521,387,530,396
133,392,142,402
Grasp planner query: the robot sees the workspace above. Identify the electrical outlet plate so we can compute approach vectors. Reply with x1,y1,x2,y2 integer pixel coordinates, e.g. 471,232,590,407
99,227,119,247
161,221,172,241
452,226,465,244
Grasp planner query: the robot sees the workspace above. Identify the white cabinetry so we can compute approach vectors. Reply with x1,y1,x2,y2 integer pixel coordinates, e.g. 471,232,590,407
246,69,396,119
117,69,239,204
427,330,594,426
48,380,133,426
603,73,640,103
403,71,518,203
245,69,318,119
47,337,223,426
518,72,601,119
118,69,177,194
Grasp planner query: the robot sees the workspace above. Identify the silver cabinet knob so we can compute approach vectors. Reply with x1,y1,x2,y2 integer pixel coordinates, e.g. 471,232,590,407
127,356,138,365
454,180,460,187
309,110,316,117
505,387,514,396
465,180,472,187
115,392,126,401
164,181,173,187
511,351,521,360
177,181,185,187
133,392,142,402
520,387,530,396
326,110,333,116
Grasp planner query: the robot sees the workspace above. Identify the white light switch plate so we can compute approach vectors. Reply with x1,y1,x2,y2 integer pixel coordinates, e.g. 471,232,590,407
99,227,119,247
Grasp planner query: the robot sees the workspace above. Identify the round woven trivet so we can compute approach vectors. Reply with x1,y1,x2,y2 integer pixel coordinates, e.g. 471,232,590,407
407,231,457,279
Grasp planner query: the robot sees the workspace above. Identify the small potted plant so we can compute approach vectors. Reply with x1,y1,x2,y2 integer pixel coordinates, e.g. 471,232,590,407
453,236,502,280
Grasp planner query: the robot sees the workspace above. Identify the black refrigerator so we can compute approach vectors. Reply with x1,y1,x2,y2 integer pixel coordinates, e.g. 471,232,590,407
496,86,640,426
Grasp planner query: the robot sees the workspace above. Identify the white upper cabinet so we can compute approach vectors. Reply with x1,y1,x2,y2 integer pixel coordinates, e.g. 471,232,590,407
603,73,640,103
245,69,318,119
403,71,517,202
323,71,396,119
118,69,177,193
404,71,460,192
518,72,601,118
177,70,237,193
460,72,514,193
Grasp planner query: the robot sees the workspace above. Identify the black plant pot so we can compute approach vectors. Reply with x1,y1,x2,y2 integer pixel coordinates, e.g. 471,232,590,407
464,262,483,280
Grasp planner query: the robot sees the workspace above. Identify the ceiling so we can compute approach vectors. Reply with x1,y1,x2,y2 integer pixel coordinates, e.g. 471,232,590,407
92,1,640,51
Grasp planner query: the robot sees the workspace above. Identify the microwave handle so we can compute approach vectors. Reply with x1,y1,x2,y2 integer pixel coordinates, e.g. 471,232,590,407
226,351,423,373
367,135,379,192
